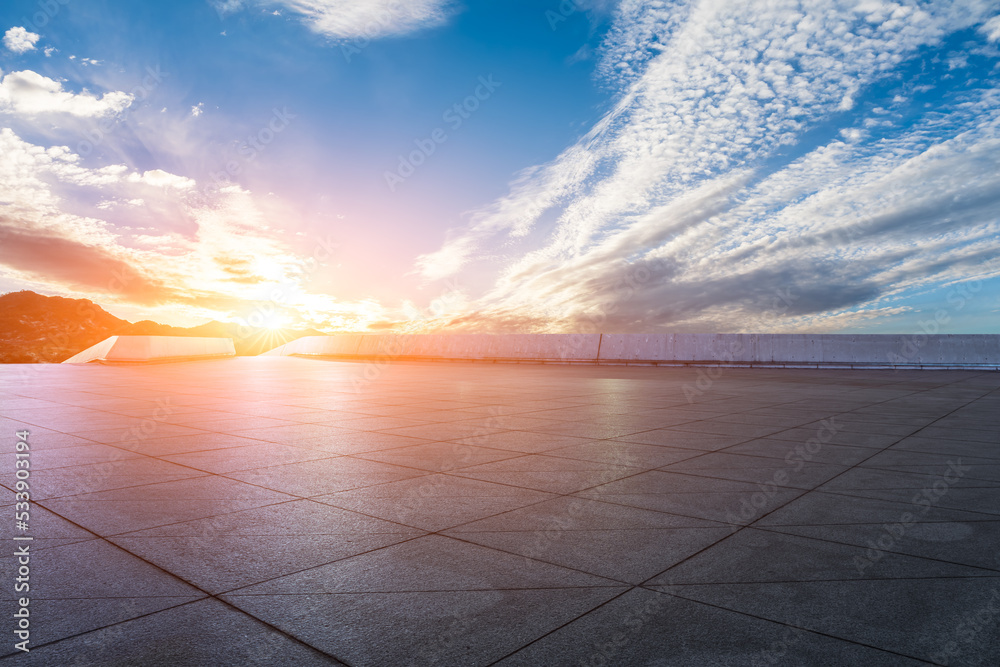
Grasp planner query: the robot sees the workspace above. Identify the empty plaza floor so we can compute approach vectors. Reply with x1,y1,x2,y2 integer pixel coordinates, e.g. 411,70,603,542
1,357,999,665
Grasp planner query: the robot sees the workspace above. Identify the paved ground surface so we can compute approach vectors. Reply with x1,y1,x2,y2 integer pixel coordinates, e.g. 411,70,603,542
1,357,999,666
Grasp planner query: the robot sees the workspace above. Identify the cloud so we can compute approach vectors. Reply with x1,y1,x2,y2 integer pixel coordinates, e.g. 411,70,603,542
415,0,1000,333
0,127,387,329
3,27,40,54
99,198,145,209
219,0,453,40
982,15,1000,42
0,70,133,117
0,217,170,304
127,169,197,190
191,102,204,117
4,1,997,335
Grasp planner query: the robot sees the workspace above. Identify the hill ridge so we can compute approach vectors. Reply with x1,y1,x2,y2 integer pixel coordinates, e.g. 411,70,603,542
0,291,322,362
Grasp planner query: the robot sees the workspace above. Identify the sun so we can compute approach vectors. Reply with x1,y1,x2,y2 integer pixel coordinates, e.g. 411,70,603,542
252,308,292,331
262,314,290,330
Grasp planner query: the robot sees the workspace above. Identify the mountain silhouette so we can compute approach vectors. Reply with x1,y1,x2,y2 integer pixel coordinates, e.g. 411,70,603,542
0,291,323,362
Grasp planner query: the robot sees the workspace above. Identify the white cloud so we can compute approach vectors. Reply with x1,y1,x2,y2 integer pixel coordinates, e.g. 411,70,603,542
982,15,1000,42
127,169,196,190
0,70,133,117
96,198,146,210
191,102,204,117
3,27,40,54
840,127,864,142
415,0,1000,332
219,0,453,40
0,127,382,327
0,128,122,243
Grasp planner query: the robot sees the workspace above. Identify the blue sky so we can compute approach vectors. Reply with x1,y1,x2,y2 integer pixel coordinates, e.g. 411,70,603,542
1,0,998,334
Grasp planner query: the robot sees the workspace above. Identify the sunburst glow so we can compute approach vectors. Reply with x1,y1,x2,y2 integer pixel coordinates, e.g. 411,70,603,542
0,0,996,336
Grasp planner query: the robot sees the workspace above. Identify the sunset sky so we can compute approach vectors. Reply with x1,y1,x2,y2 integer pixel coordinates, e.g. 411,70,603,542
1,0,999,334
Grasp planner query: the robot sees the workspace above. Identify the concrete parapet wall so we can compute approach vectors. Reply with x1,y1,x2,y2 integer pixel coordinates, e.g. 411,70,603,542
597,334,1000,367
263,334,363,357
63,336,236,363
62,335,119,364
599,333,1000,367
261,333,999,369
264,334,601,362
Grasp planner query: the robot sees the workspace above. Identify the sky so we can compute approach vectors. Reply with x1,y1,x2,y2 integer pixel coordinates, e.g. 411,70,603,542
0,0,999,334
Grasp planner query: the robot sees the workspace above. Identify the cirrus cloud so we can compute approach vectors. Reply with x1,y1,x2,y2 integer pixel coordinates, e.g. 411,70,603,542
414,0,1000,333
217,0,454,40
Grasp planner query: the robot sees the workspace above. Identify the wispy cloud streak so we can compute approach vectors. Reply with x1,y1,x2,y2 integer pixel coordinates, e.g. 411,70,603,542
218,0,454,40
417,0,1000,332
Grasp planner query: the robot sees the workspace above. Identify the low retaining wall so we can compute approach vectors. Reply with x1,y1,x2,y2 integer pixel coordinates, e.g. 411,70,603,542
63,336,236,364
262,334,1000,370
265,334,600,362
